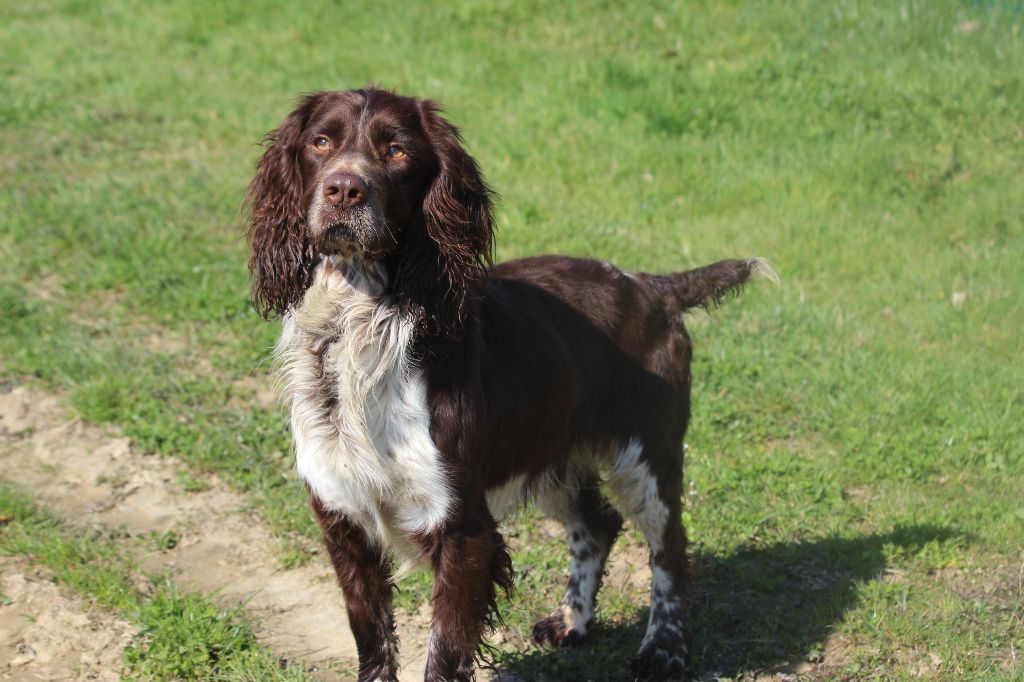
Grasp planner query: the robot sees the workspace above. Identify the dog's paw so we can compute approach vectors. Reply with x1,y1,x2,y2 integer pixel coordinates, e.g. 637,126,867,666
628,641,688,680
530,611,588,648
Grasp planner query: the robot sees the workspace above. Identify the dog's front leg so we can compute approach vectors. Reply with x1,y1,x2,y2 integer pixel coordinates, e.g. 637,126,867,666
423,506,511,682
311,497,399,682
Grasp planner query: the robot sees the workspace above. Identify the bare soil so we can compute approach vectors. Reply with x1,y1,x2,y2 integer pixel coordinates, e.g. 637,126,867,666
0,387,434,681
0,556,133,681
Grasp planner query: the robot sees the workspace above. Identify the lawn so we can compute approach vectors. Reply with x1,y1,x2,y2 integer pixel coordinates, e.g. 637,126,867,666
1,0,1022,680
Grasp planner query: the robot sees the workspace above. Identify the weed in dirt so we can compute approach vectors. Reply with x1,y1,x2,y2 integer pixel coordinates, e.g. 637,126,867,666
144,529,181,552
175,470,212,493
277,540,314,571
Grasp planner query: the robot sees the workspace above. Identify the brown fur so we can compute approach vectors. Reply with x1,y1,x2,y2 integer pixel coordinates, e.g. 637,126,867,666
246,88,769,681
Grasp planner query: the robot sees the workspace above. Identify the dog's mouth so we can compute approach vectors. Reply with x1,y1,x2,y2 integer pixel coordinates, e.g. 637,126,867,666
317,221,394,261
319,223,362,254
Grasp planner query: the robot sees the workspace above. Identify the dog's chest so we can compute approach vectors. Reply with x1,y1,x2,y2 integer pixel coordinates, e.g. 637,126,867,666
276,262,451,556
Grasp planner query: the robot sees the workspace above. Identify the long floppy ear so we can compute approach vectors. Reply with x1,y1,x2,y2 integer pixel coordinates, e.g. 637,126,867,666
394,100,495,337
243,94,323,319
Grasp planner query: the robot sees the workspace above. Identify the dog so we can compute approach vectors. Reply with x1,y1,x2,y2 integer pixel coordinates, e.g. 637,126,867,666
245,87,772,681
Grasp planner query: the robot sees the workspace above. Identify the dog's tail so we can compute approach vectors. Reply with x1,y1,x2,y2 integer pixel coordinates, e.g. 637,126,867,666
641,257,778,313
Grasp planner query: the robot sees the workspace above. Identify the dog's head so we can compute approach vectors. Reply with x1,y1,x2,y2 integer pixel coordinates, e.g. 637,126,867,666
245,88,494,332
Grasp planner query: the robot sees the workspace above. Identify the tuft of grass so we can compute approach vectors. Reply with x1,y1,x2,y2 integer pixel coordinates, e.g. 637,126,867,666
143,529,181,553
123,584,279,681
175,470,212,493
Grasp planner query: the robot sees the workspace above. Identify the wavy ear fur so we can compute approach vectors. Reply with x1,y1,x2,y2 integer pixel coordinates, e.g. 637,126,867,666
244,94,323,319
394,100,495,337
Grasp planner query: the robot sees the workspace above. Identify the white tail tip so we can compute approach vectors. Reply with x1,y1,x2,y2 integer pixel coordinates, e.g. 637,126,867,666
748,257,780,287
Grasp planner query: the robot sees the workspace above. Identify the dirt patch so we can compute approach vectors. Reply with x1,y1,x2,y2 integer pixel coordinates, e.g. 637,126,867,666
0,387,433,681
0,556,133,681
934,562,1024,603
604,529,653,599
229,373,280,411
142,330,188,356
33,274,64,302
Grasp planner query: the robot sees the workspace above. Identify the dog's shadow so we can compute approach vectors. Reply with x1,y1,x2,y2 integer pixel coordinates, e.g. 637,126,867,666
499,524,957,681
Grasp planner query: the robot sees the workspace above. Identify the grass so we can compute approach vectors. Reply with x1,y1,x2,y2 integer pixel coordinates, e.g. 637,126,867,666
0,480,308,680
1,0,1022,679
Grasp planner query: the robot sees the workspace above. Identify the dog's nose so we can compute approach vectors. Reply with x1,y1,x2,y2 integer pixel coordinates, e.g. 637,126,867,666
323,172,367,208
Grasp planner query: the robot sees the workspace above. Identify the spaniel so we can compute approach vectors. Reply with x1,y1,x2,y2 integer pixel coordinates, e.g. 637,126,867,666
245,87,772,681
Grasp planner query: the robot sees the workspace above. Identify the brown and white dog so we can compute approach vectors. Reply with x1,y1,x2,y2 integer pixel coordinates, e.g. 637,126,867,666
245,88,772,681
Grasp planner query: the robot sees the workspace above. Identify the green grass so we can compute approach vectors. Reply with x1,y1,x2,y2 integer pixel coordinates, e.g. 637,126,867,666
1,0,1022,679
0,480,308,680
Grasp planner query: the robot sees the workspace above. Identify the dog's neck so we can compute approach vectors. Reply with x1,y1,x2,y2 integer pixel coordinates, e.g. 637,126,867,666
323,253,389,296
293,251,480,363
280,255,418,459
284,256,406,359
275,255,452,573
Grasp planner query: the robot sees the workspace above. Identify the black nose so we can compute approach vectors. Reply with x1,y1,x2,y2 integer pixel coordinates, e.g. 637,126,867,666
323,172,367,208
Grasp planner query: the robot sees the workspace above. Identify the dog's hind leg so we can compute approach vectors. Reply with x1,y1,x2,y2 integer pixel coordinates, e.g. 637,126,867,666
608,438,689,679
532,469,623,647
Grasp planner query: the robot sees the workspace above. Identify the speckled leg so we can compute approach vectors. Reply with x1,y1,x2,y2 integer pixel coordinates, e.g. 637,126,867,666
607,440,689,679
532,474,623,647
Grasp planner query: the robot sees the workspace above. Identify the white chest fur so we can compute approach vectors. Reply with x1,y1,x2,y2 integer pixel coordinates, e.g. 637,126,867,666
275,258,451,567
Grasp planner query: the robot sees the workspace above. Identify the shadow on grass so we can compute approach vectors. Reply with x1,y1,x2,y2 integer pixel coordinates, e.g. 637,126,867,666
498,524,957,681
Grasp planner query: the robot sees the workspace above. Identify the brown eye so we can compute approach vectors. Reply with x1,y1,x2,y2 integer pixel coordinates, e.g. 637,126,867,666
312,136,331,152
386,144,405,159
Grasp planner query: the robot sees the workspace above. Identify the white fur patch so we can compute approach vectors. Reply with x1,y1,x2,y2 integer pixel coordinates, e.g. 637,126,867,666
559,520,604,633
641,565,685,649
748,257,780,287
531,456,591,520
606,438,681,646
485,473,528,520
276,257,451,573
607,438,669,554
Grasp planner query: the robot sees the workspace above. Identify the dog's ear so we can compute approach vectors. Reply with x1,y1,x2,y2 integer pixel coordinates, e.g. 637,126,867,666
420,102,495,271
244,94,323,319
397,100,495,336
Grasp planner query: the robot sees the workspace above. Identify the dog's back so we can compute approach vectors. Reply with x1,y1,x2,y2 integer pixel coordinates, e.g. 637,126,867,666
474,255,770,481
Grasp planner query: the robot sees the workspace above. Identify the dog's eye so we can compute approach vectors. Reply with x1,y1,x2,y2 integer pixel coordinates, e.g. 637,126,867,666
386,144,405,159
312,136,331,152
